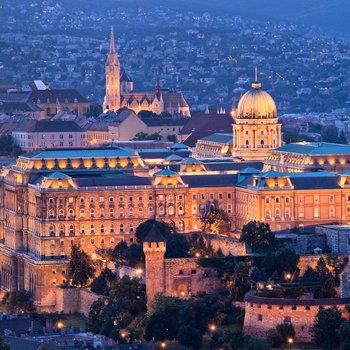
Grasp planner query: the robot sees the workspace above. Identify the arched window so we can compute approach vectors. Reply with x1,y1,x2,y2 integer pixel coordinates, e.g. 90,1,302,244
109,196,114,203
148,207,153,217
159,206,165,216
100,208,105,218
245,140,249,147
285,209,290,218
178,221,184,232
80,197,85,204
58,209,64,218
260,140,264,146
80,209,85,218
100,225,105,234
81,225,85,235
111,224,115,233
109,208,114,217
275,209,280,218
178,206,184,215
69,209,74,218
265,210,270,219
49,209,55,218
49,225,55,236
168,206,175,216
138,207,144,217
90,208,95,218
59,225,65,237
130,224,134,233
119,208,124,218
69,225,74,236
129,207,134,217
120,224,124,233
90,225,95,234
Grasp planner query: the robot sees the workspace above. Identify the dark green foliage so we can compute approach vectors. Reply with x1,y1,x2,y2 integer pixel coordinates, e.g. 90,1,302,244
2,290,35,314
132,131,162,140
85,103,102,117
87,276,146,342
0,338,10,350
266,329,283,348
135,219,175,243
91,268,116,296
203,209,231,235
240,221,275,252
0,134,22,156
275,323,295,344
301,266,319,283
165,234,190,258
177,325,202,349
322,126,345,144
222,262,251,301
112,240,128,264
188,233,213,257
123,243,144,267
314,257,336,298
68,244,96,288
211,329,249,350
312,307,346,350
262,248,299,278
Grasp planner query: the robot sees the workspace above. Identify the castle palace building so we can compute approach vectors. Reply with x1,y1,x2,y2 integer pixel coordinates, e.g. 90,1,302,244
103,27,190,117
3,143,350,308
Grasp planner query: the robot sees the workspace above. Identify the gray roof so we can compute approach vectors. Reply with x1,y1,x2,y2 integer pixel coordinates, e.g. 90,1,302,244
276,142,350,155
14,120,83,133
199,133,233,144
143,225,166,243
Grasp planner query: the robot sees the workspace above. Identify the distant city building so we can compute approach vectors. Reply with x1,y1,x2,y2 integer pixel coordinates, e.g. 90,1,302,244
103,27,190,117
12,120,86,150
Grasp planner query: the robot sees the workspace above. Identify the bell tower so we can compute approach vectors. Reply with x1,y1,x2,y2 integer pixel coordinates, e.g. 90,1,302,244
103,26,121,111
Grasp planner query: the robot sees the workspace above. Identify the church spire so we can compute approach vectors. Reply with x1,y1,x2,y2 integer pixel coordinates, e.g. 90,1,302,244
110,26,115,54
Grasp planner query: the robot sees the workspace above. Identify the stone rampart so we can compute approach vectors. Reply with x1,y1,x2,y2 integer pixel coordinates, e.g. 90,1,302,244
243,292,350,342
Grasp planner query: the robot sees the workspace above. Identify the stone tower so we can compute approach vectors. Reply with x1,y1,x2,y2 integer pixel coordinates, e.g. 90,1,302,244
232,67,282,161
103,26,121,111
143,225,166,308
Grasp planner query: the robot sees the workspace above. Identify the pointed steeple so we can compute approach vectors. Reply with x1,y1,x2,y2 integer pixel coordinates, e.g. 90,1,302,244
252,65,261,89
110,26,116,54
204,105,210,114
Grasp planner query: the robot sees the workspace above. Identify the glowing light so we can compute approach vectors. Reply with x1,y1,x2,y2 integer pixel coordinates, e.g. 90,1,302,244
195,252,200,257
136,268,143,275
286,273,292,280
180,291,185,297
209,324,216,332
288,338,293,344
161,342,166,348
57,322,64,329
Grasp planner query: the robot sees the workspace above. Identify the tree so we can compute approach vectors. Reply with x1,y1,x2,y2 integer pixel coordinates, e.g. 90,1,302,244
135,220,175,243
203,209,230,235
2,290,34,314
68,244,96,288
91,268,116,296
222,262,251,301
312,307,345,350
123,243,144,267
0,135,22,156
314,257,336,298
275,323,295,344
112,240,128,264
0,338,10,350
165,234,190,258
211,329,249,350
132,132,162,141
240,221,275,252
188,233,213,257
262,249,299,278
322,126,343,144
85,103,102,117
177,325,202,349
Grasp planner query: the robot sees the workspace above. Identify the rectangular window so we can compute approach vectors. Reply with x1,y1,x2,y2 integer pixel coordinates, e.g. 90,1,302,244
314,207,320,218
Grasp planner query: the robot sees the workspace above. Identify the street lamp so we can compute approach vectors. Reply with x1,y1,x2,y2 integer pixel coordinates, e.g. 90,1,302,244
161,342,166,349
288,337,293,349
285,273,292,281
56,321,64,329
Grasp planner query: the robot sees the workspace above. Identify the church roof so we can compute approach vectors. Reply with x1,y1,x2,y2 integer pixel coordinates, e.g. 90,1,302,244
120,70,132,82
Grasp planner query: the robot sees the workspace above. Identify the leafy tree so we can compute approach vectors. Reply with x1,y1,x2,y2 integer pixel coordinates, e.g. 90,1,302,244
188,233,213,257
0,338,10,350
177,325,202,349
262,249,299,278
2,290,34,314
211,329,249,350
314,257,336,298
312,307,345,350
0,135,22,156
276,323,295,344
266,329,283,348
240,221,275,252
135,219,175,243
112,240,128,264
68,244,96,288
165,234,190,258
322,126,342,143
85,103,102,117
123,243,144,267
222,262,251,301
132,132,162,140
203,209,231,235
91,268,116,296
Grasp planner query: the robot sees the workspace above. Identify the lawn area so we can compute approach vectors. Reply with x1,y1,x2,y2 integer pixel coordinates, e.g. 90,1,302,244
60,313,88,330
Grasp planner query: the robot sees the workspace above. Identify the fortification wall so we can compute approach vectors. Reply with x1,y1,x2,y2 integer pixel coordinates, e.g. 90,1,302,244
244,293,350,342
204,234,246,256
55,287,100,316
164,258,222,298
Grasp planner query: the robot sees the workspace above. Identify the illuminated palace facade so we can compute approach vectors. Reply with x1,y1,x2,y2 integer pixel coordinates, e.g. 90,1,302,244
2,74,350,309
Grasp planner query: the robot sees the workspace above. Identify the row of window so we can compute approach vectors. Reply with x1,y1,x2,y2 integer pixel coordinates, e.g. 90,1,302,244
49,223,134,236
